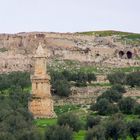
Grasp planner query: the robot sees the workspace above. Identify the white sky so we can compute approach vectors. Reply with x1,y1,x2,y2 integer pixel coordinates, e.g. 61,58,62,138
0,0,140,33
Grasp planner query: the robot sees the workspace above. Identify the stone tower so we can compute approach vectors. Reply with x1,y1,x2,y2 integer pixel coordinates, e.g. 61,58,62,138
29,44,56,118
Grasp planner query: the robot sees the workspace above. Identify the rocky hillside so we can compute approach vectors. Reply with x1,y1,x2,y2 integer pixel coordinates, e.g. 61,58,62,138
0,30,140,73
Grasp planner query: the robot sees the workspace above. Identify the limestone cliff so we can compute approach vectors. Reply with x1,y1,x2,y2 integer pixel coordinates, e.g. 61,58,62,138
0,31,140,73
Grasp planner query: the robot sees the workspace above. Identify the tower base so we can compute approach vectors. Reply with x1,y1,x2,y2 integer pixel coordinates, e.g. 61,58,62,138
29,96,56,119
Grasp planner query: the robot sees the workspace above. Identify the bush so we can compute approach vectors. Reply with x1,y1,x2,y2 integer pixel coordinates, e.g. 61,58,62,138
126,72,140,87
118,97,136,114
0,72,30,92
105,119,127,140
50,70,96,89
0,90,40,140
45,125,73,140
127,120,140,140
94,98,119,115
107,72,126,85
133,103,140,115
57,113,81,132
85,125,105,140
90,103,97,111
0,132,15,140
53,79,71,97
97,89,122,103
86,115,101,129
111,84,126,93
87,73,96,83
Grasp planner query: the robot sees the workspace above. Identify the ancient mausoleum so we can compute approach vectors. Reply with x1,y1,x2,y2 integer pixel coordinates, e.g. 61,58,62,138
29,44,56,118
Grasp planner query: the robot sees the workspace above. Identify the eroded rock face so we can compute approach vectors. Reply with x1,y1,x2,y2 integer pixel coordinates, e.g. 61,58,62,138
0,32,140,73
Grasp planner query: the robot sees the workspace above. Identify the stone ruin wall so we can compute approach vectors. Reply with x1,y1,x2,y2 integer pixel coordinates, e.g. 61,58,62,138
53,86,107,105
0,32,140,73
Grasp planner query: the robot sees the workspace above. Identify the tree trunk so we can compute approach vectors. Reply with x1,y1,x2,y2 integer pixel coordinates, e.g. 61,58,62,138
113,136,118,140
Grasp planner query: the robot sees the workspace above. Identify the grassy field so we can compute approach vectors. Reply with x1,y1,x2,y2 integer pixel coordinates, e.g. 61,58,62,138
34,118,57,127
74,130,86,140
54,104,81,115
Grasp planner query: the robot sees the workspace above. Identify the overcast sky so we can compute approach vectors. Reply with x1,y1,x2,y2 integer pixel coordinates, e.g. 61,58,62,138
0,0,140,33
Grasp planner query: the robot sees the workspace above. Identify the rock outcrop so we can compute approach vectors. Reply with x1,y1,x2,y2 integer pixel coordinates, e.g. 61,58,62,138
0,32,140,73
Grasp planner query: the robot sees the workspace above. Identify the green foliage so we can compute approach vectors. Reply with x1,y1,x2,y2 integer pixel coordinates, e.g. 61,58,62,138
86,115,101,129
126,72,140,87
85,125,105,140
111,84,126,93
127,120,140,140
54,105,80,115
0,88,40,140
45,125,73,140
105,113,127,140
133,104,140,115
77,30,132,37
123,34,140,40
97,89,122,103
50,69,96,96
72,71,96,86
53,79,71,97
92,86,124,115
0,47,8,52
57,113,81,132
107,72,126,85
118,97,136,114
0,72,31,93
108,71,140,87
93,98,119,115
112,67,140,73
77,30,140,46
105,117,127,140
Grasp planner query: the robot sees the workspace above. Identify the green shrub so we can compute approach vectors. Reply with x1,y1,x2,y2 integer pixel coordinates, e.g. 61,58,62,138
127,120,140,140
0,72,31,92
53,79,71,97
111,84,126,93
57,113,81,132
94,98,119,115
126,72,140,87
105,119,127,140
45,125,73,140
107,72,126,85
118,97,136,114
97,89,122,103
0,90,40,140
86,115,101,129
85,125,105,140
0,47,8,52
133,103,140,115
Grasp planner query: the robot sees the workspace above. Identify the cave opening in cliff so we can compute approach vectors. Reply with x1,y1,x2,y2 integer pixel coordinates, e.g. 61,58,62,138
119,51,124,58
127,51,132,59
95,53,100,57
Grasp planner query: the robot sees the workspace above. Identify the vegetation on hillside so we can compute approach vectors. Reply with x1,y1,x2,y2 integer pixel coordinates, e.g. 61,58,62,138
0,88,41,140
77,30,140,45
0,68,140,139
77,30,133,36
